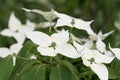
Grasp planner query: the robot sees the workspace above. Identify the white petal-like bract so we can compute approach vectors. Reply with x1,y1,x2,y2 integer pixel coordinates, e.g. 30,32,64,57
37,46,57,56
109,46,120,60
56,44,80,58
10,43,23,54
13,33,26,44
26,31,52,47
96,38,106,52
90,63,108,80
0,48,12,58
9,12,21,31
51,31,69,45
1,29,14,37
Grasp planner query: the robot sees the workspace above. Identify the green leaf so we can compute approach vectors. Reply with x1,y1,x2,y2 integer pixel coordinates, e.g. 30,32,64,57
60,60,79,80
17,63,52,80
60,60,78,74
19,65,45,80
9,41,36,80
0,56,13,80
108,67,118,79
50,64,78,80
16,60,42,78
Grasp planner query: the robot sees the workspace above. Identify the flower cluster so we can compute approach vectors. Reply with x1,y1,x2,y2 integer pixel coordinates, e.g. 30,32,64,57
0,8,120,80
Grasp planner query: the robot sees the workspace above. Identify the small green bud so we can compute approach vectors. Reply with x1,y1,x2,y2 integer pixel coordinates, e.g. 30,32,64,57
71,19,75,26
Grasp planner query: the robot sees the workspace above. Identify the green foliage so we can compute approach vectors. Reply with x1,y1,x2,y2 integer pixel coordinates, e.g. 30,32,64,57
0,56,13,80
9,41,36,80
50,65,73,80
50,61,79,80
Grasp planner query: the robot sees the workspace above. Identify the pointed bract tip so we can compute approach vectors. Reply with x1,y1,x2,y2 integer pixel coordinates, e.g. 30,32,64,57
108,43,112,50
89,20,94,24
22,8,32,12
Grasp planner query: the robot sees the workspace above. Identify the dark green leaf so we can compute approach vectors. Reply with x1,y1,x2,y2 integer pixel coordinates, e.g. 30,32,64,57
108,67,118,79
17,63,52,80
0,56,13,80
19,65,45,80
60,60,79,76
50,64,78,80
9,41,36,80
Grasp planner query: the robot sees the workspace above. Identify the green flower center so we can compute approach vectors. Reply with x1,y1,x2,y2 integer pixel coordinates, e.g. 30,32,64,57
71,19,75,26
89,58,95,64
49,42,56,49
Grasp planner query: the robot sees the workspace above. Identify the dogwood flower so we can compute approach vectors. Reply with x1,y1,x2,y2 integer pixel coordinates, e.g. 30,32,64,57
109,45,120,60
81,48,112,80
26,30,80,58
1,12,35,44
73,37,114,80
52,10,96,36
0,43,23,65
22,8,57,22
90,30,114,41
82,30,114,49
73,30,114,50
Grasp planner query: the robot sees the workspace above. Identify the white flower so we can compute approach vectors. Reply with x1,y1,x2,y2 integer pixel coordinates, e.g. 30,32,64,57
26,30,80,58
0,43,23,65
22,8,57,22
73,30,114,50
1,12,35,44
74,38,114,80
90,30,114,41
109,45,120,60
84,39,94,48
81,48,110,80
52,10,95,36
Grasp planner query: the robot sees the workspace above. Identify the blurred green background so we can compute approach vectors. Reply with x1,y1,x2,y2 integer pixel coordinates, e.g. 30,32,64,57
0,1,120,80
0,0,120,47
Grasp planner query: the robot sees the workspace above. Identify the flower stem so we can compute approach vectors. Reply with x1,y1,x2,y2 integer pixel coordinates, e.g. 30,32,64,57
49,19,52,33
16,56,31,61
13,54,30,61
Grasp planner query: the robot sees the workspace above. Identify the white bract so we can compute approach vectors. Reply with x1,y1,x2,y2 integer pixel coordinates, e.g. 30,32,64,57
0,43,22,65
109,45,120,60
83,39,94,49
22,8,57,22
90,30,114,41
73,40,84,54
73,37,94,50
96,38,115,62
52,10,96,36
71,33,94,48
81,48,112,80
85,30,114,49
26,30,80,58
1,12,35,44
